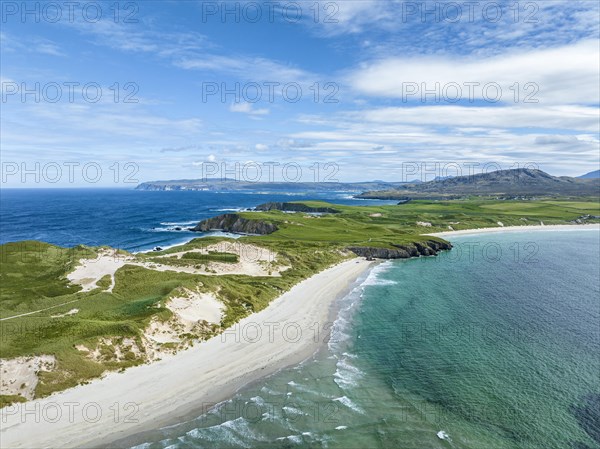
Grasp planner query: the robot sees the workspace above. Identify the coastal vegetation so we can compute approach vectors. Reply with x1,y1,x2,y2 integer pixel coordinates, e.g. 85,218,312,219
1,197,599,405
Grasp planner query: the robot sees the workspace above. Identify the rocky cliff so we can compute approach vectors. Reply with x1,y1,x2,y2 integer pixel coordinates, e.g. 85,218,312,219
190,214,278,235
347,240,452,259
255,202,340,213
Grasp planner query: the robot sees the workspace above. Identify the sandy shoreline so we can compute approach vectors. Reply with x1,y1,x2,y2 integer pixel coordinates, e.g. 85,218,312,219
0,258,376,449
426,223,600,239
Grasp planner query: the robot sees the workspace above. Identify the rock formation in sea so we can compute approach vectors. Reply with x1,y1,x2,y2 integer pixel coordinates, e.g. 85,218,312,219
190,214,278,235
347,240,452,259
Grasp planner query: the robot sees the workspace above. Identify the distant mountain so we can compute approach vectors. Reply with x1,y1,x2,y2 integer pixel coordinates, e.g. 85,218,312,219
579,170,600,179
135,170,599,198
356,168,600,199
135,178,408,192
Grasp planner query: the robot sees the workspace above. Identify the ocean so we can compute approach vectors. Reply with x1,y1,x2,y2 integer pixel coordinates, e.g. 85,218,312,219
1,189,598,448
0,188,394,251
131,231,600,449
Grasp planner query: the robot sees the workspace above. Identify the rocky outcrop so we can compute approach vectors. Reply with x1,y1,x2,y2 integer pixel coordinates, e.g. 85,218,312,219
255,202,340,213
190,214,277,235
571,215,600,224
347,240,452,259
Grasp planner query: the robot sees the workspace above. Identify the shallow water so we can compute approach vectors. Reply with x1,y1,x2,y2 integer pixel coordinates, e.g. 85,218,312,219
129,230,600,449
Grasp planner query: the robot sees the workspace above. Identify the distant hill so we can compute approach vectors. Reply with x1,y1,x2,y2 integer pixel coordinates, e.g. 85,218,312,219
135,178,408,192
135,170,599,198
356,169,600,199
579,170,600,179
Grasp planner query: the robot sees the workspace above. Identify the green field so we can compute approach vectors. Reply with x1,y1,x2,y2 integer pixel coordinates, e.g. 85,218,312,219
1,198,598,404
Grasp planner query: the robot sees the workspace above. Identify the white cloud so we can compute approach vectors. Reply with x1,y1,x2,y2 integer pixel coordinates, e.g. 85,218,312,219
230,102,269,116
313,0,387,35
255,144,269,151
357,105,598,132
35,41,65,57
277,99,599,177
1,32,65,57
175,55,312,84
534,135,581,145
189,155,217,166
1,99,204,157
307,0,599,55
347,40,600,105
67,18,315,85
277,138,315,149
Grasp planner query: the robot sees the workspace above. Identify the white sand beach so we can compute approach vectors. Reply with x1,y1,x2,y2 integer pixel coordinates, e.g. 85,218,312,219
426,223,600,239
0,258,375,449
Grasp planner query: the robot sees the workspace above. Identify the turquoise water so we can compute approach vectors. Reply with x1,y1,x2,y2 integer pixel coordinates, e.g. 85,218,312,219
133,230,600,449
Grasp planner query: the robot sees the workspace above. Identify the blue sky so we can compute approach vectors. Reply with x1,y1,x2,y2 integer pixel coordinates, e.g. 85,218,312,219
1,0,599,186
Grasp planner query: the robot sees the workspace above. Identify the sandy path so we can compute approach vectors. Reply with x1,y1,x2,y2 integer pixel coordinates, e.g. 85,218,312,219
426,223,600,239
0,299,80,321
0,258,374,449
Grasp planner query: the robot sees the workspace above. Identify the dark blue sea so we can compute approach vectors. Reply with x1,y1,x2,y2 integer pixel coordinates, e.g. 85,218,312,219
0,188,393,251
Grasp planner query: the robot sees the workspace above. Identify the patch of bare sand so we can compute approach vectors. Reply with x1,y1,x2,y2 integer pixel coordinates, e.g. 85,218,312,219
0,355,55,400
74,287,224,363
67,249,133,292
144,288,224,358
167,289,224,324
153,242,289,277
67,243,289,295
50,308,79,318
78,338,144,364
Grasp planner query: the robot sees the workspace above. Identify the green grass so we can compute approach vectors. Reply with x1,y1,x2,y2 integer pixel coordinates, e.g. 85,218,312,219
148,251,240,268
0,395,27,408
182,251,239,263
1,197,598,404
96,274,112,290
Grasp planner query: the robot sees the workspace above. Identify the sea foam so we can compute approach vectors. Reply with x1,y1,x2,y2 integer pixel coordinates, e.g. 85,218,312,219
333,396,364,414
